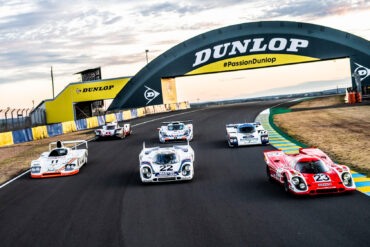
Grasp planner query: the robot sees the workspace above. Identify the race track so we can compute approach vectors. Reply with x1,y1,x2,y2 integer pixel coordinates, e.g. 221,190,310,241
0,101,369,247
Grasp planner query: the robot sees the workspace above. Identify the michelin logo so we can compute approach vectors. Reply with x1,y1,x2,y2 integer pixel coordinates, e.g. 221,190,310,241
144,86,160,105
354,63,370,81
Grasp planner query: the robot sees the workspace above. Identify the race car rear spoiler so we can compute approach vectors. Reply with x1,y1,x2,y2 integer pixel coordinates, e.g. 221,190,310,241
226,122,261,128
49,140,88,151
161,120,192,124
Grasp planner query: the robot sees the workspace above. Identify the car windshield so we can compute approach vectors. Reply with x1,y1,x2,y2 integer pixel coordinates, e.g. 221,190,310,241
238,125,255,133
296,160,329,174
49,148,68,157
105,126,115,130
168,124,184,131
154,153,178,164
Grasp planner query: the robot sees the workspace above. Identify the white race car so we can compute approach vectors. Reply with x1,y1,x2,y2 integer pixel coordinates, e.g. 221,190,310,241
158,121,193,143
95,122,131,139
139,142,195,183
226,122,269,147
30,140,88,178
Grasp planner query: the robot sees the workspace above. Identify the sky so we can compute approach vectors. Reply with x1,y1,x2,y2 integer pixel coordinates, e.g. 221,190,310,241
0,0,369,109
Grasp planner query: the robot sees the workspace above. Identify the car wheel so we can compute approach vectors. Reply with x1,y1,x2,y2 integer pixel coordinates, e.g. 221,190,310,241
85,154,88,164
283,176,290,193
266,166,272,182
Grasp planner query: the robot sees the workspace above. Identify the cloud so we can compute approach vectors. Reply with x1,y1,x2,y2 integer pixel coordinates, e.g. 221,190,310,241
138,2,208,16
260,0,370,19
136,0,251,17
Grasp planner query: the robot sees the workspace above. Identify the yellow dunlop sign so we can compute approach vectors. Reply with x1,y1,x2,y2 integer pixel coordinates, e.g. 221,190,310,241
45,77,130,124
71,79,129,102
186,54,319,75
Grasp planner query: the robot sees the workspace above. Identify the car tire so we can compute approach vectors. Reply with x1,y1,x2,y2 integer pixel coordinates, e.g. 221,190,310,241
85,154,88,164
266,166,272,182
283,176,290,193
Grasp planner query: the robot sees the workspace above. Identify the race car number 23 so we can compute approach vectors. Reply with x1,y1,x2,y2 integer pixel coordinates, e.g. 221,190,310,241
313,174,330,182
160,165,173,171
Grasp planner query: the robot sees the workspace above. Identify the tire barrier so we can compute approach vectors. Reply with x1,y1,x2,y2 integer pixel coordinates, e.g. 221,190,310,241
0,102,189,147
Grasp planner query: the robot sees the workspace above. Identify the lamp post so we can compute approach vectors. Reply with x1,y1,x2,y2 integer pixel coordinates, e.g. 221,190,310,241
145,49,149,64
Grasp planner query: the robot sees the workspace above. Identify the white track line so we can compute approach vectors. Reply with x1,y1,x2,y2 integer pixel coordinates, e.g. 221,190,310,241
0,169,30,189
0,108,204,189
131,109,204,127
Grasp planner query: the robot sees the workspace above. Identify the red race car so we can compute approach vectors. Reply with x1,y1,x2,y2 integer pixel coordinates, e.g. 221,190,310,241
264,147,356,195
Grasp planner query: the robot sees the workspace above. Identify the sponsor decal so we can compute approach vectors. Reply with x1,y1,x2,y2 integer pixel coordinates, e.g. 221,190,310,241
81,85,114,93
354,63,370,81
318,183,332,186
192,37,310,67
76,89,82,94
144,86,160,105
187,54,318,75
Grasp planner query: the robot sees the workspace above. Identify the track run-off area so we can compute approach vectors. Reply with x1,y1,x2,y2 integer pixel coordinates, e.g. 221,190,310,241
0,100,369,247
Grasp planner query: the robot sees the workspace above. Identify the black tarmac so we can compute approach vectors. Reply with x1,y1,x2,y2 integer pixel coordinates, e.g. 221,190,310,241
0,101,369,247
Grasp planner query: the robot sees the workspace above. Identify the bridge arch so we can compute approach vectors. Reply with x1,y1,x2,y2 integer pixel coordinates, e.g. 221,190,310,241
109,21,370,110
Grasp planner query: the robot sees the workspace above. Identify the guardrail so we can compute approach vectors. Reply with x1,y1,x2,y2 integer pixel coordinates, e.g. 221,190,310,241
0,102,189,147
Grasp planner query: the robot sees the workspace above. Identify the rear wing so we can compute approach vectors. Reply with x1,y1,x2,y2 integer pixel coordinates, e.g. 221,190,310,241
161,120,192,125
49,140,88,151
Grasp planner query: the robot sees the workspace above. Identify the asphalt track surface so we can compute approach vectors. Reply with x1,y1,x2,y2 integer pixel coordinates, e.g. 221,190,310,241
0,101,369,247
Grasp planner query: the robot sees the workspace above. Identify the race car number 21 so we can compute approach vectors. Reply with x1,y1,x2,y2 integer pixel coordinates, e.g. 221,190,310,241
313,174,330,182
160,165,173,171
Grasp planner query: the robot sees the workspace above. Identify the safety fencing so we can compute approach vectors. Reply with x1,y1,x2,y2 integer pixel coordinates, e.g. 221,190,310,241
0,102,189,147
0,108,37,133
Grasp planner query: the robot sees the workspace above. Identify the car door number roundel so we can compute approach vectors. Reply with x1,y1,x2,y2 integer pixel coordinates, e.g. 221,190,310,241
313,174,330,182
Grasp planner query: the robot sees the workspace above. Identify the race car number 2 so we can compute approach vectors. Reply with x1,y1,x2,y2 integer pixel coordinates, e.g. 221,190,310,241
160,165,173,171
313,174,330,182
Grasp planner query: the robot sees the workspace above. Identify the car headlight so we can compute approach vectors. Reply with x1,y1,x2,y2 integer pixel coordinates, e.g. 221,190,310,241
142,167,149,174
65,164,76,171
292,177,300,185
182,164,191,176
343,173,350,180
342,172,352,186
292,176,307,190
142,167,152,179
31,166,41,173
299,183,306,190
